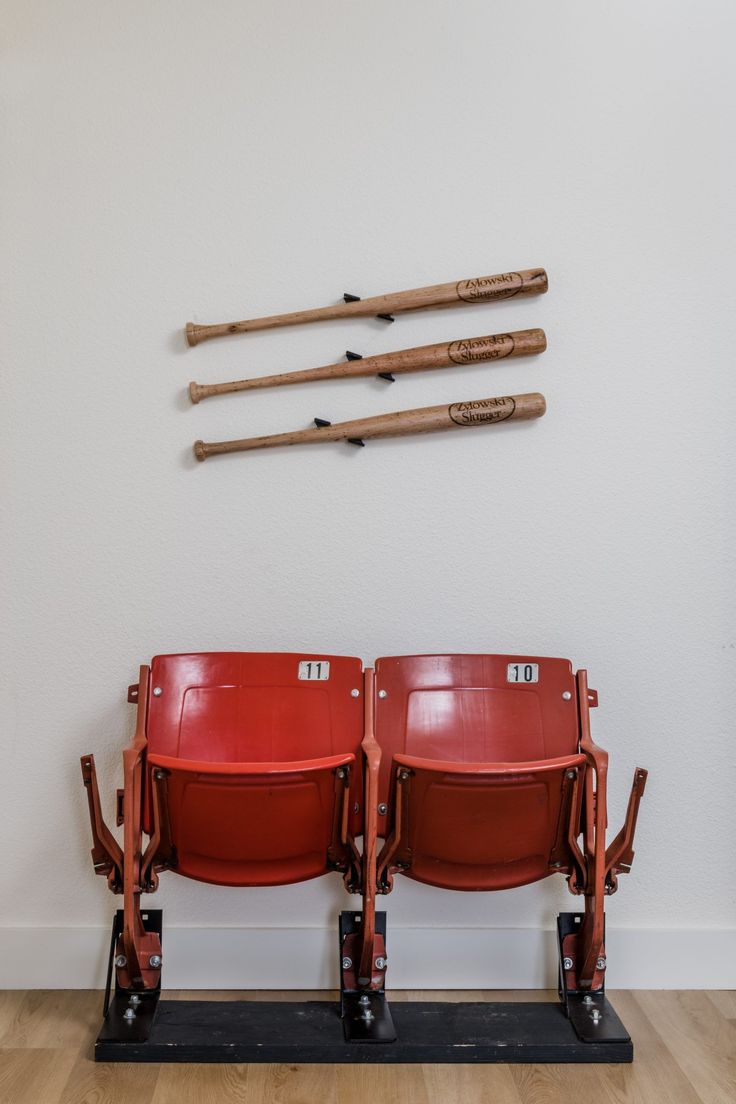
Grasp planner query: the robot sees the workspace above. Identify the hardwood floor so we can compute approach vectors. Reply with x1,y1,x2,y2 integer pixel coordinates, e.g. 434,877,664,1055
0,990,733,1104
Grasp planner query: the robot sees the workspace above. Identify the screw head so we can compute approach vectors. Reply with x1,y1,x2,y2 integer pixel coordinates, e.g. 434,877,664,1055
358,993,370,1006
154,769,167,781
123,1007,136,1021
353,802,360,814
153,687,163,697
342,956,353,970
114,954,127,968
566,770,577,779
351,688,360,698
375,956,386,970
596,956,606,970
591,1009,601,1022
149,955,162,969
563,956,574,970
582,994,594,1005
128,994,141,1005
398,770,410,782
562,691,572,701
377,803,388,816
378,689,388,699
336,768,345,779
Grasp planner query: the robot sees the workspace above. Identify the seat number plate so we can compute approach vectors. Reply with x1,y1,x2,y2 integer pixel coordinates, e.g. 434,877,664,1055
507,662,539,683
298,660,330,680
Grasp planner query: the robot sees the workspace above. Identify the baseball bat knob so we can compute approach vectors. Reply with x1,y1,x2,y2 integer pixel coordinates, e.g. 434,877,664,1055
189,382,203,404
186,322,200,347
193,440,208,461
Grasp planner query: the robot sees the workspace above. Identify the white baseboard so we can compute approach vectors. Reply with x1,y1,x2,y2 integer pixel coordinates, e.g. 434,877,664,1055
1,924,733,990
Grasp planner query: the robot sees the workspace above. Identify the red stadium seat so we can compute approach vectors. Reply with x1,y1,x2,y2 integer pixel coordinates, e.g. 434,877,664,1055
81,653,372,994
371,655,647,993
80,649,646,1052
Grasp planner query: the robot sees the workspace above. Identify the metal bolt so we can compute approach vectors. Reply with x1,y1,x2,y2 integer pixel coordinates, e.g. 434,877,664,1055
562,691,572,701
596,957,606,970
377,803,388,816
398,770,410,782
375,956,386,970
378,690,388,699
123,1007,136,1021
342,957,353,970
563,957,574,970
128,994,141,1006
591,1009,601,1023
336,768,345,779
115,955,127,968
351,688,360,698
154,769,167,781
153,687,163,697
353,802,360,814
552,861,562,868
582,995,593,1006
359,994,370,1006
149,955,162,969
566,770,576,779
362,1008,374,1022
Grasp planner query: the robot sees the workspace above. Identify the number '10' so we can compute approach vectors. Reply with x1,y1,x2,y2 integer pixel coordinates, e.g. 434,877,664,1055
512,664,534,682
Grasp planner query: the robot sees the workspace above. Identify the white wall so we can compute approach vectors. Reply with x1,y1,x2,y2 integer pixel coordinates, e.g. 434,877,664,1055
2,1,734,989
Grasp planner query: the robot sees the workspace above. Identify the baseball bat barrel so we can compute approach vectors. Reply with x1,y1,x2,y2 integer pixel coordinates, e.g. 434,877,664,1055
188,327,547,403
193,392,546,461
185,268,548,346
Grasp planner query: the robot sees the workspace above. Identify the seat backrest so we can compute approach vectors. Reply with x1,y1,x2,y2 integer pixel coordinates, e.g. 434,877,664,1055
373,654,583,890
373,654,578,812
141,653,365,876
146,652,364,762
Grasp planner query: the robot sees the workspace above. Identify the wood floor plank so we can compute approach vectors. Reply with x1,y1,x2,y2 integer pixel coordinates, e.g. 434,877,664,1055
510,1061,611,1104
596,991,704,1104
58,1055,161,1104
151,1063,254,1104
0,1048,77,1104
422,1061,522,1104
633,990,736,1104
706,991,736,1020
336,1062,427,1104
246,1063,337,1104
0,993,26,1041
0,991,99,1050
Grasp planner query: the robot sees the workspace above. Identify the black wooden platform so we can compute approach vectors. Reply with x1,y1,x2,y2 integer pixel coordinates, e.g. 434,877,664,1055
95,995,633,1063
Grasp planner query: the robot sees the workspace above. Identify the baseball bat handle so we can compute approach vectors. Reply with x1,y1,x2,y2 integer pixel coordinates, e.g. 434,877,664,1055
185,268,548,346
188,327,546,403
193,392,545,461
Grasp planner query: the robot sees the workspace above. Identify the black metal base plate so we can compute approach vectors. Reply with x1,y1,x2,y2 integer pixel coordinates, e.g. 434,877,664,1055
95,996,632,1063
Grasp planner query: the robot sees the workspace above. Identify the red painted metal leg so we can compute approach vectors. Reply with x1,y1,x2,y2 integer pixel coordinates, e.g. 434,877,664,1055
341,668,386,992
115,667,162,991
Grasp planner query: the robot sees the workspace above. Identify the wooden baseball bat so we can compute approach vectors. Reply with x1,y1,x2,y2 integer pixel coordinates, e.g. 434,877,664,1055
193,392,545,461
188,328,546,403
185,268,548,347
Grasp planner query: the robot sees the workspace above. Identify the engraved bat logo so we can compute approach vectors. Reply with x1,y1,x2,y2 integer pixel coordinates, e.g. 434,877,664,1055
448,396,516,426
448,334,515,364
456,272,524,303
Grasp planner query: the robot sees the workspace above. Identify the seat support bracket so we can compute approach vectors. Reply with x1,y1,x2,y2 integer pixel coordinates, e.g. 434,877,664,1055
557,911,630,1044
340,910,396,1041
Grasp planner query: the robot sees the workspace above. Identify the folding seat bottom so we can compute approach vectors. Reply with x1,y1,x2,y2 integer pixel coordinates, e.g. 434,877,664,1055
385,751,586,892
148,751,354,887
